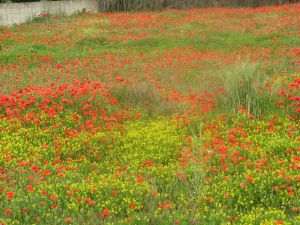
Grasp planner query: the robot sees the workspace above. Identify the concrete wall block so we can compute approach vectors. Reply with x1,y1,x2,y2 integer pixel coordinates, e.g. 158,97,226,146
0,0,98,25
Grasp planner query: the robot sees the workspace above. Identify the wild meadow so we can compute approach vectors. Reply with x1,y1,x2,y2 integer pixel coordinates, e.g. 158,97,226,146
0,3,299,225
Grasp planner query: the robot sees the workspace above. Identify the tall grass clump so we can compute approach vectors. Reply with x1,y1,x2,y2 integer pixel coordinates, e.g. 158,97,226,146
216,62,273,117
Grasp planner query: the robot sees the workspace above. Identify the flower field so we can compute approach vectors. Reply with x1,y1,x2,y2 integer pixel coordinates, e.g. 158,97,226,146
0,3,300,225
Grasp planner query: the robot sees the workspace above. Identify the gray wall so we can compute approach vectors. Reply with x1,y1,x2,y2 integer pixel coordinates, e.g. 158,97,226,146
0,0,98,25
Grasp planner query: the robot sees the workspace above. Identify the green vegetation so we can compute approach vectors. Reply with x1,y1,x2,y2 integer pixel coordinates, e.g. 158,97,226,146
0,3,299,225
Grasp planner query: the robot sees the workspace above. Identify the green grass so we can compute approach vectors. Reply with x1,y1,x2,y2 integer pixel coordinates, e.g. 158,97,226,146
1,22,293,64
123,32,284,52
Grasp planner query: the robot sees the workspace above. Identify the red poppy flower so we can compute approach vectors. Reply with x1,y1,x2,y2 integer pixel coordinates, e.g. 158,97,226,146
102,209,109,218
5,192,14,200
64,218,72,223
111,190,118,195
4,209,11,215
50,194,58,200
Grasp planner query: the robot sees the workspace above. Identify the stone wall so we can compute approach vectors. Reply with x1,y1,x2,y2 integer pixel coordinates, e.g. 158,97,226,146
0,0,98,25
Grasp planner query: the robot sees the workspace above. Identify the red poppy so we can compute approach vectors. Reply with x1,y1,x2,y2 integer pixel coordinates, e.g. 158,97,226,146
111,190,118,195
5,192,14,200
5,209,11,215
50,194,58,200
26,185,34,192
246,176,254,183
64,218,72,223
22,208,29,212
102,209,109,218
